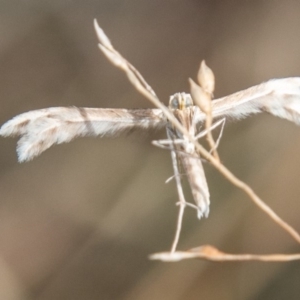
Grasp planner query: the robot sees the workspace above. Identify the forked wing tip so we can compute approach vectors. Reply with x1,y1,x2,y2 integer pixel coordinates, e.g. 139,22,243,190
0,121,13,137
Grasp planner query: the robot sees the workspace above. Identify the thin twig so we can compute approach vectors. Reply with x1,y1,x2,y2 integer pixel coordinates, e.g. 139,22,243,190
189,77,219,161
150,245,300,262
94,20,300,247
209,118,226,154
167,129,187,253
204,105,220,161
205,154,300,244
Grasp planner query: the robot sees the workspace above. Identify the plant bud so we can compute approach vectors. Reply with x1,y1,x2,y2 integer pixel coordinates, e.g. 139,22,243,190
197,60,215,95
189,78,211,113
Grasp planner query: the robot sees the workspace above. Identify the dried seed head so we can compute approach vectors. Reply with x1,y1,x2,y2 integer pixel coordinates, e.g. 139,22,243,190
189,78,211,114
197,60,215,95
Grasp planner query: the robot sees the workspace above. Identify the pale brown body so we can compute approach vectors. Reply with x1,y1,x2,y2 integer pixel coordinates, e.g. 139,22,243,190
167,93,210,218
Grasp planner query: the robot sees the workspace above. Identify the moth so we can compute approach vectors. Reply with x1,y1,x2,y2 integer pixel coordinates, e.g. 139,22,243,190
1,20,300,220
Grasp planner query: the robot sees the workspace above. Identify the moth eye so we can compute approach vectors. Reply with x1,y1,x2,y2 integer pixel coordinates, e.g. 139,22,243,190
169,95,180,109
184,96,194,107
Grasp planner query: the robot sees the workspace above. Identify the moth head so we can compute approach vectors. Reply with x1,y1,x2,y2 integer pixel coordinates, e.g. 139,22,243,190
169,93,194,110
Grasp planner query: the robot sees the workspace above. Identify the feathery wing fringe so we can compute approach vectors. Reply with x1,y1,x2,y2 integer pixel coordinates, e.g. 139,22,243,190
209,77,300,123
2,77,300,162
0,107,165,162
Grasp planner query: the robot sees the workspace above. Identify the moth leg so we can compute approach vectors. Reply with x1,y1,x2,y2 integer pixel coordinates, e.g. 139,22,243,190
152,139,187,183
152,138,184,150
194,117,225,140
176,200,200,212
165,172,188,184
209,117,226,153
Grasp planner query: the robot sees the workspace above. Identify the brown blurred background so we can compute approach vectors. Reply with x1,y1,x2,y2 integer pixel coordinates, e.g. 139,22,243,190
0,1,300,299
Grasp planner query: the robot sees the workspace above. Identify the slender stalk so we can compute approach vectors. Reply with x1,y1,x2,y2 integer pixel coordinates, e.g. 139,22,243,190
95,19,300,247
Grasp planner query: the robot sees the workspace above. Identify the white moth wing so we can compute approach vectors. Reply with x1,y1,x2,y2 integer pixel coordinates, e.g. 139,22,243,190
209,77,300,123
0,107,165,162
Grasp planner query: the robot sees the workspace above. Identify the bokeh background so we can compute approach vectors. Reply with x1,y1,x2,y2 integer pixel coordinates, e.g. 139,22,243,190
0,1,300,299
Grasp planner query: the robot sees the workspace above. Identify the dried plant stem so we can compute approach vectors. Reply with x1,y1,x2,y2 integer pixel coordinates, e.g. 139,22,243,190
94,19,300,247
197,84,300,244
197,144,300,244
204,109,220,161
167,130,187,253
143,84,300,244
139,74,300,244
135,66,300,244
150,245,300,262
171,196,186,253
